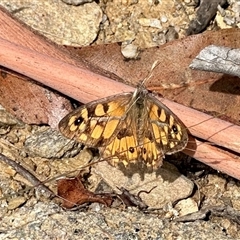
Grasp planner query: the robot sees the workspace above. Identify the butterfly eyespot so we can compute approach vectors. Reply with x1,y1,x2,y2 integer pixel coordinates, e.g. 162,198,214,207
172,124,178,134
141,148,147,154
74,116,84,126
129,147,135,153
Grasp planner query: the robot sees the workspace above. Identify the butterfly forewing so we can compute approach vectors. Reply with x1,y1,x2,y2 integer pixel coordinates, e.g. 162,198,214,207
59,93,133,147
146,93,188,154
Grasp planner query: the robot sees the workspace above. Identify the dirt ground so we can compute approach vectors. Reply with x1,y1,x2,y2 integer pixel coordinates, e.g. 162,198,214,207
0,1,240,239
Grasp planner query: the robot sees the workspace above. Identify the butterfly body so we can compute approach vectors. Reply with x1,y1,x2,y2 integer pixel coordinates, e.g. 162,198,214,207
59,86,188,169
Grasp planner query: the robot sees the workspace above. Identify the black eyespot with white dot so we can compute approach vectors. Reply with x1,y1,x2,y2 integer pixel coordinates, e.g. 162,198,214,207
129,147,135,153
74,116,84,126
172,124,178,134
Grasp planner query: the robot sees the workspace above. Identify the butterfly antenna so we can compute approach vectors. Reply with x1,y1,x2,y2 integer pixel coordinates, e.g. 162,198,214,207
141,60,160,87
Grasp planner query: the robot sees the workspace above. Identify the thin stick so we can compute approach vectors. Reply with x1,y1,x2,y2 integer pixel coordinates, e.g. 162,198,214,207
0,153,54,197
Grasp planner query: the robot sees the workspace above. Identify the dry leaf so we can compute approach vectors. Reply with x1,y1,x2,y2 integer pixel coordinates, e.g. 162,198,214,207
57,175,113,208
0,69,73,128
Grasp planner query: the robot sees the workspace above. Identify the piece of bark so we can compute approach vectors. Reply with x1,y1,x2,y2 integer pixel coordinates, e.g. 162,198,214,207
190,45,240,78
186,0,227,35
176,205,240,225
1,6,240,122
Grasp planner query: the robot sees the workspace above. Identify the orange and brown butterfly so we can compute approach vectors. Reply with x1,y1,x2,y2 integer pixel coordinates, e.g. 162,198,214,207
58,64,188,169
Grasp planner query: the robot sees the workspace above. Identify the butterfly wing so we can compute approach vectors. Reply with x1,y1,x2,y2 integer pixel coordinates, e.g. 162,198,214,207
138,93,189,167
59,92,133,147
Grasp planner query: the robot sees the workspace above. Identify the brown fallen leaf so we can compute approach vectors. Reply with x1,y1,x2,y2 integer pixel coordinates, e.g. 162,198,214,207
57,175,113,209
0,68,73,128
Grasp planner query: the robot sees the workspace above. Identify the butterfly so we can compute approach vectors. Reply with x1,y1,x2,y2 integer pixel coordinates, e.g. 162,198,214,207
58,83,189,169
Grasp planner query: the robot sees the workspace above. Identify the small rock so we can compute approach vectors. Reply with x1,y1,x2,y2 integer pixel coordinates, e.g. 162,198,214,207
24,127,82,158
92,161,194,208
121,42,140,59
7,196,27,210
0,110,20,126
138,18,162,29
175,198,199,216
0,1,103,46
